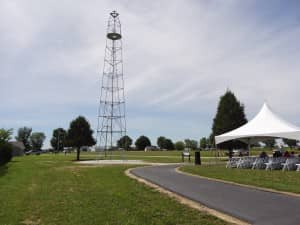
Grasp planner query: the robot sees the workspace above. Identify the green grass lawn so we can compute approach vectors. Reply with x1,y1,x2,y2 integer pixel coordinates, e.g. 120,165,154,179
0,154,228,225
181,164,300,194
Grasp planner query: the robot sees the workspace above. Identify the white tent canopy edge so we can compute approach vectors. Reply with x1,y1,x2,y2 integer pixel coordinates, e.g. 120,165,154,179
215,103,300,145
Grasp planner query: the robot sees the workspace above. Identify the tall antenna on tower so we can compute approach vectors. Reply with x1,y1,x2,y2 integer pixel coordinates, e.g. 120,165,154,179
97,11,126,158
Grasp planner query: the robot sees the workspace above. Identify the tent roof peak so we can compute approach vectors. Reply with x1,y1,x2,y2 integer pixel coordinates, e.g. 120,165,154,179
215,102,300,144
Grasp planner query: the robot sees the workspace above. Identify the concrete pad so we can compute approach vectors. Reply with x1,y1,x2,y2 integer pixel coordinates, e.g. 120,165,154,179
76,159,176,166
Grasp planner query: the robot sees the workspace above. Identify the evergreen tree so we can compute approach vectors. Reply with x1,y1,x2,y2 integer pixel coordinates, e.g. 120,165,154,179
211,90,247,150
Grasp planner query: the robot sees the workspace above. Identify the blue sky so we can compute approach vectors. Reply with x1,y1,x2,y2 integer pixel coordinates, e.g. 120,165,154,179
1,0,300,148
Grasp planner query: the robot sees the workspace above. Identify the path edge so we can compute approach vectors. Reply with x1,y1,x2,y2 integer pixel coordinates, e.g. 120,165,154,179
176,166,300,198
125,167,250,225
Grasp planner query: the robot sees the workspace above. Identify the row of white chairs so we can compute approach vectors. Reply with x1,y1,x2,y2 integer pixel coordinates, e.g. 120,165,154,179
226,156,300,171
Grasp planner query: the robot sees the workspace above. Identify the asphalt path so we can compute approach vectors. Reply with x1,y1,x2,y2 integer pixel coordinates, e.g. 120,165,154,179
131,165,300,225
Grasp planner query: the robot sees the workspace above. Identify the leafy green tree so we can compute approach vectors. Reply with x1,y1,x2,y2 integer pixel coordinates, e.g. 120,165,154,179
283,138,297,149
117,135,132,150
157,136,166,149
175,141,185,150
135,135,151,150
264,138,275,149
30,132,46,151
164,138,174,150
15,127,32,152
50,128,67,152
211,90,247,150
0,128,13,144
184,139,198,150
0,128,13,165
157,136,174,150
67,116,96,160
200,137,207,149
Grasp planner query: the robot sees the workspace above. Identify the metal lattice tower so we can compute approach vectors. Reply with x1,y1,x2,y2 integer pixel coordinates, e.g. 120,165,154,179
97,11,126,158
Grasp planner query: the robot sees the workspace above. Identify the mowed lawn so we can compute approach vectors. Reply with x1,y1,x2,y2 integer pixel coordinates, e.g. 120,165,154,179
181,164,300,194
0,154,228,225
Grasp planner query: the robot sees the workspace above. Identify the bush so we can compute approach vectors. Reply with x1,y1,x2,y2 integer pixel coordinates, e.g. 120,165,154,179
0,143,12,166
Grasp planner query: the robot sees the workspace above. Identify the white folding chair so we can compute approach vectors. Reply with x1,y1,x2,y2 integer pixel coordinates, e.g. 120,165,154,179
282,158,300,171
226,157,241,168
252,157,268,170
265,157,286,170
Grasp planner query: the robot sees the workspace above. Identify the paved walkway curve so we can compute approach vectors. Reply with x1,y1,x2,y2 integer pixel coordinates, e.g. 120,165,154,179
131,165,300,225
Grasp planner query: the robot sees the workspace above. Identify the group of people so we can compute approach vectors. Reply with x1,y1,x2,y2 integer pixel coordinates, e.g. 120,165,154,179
259,150,299,158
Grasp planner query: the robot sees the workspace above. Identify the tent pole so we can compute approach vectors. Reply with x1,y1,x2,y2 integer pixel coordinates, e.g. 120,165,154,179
248,138,251,156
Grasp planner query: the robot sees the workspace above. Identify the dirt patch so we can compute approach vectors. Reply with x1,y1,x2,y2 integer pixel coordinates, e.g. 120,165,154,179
28,183,37,192
21,217,41,225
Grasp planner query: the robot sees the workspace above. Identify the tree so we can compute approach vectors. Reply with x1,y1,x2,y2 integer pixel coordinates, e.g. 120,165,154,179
0,128,13,165
175,141,185,150
200,137,207,149
30,132,46,151
184,139,198,150
157,136,174,150
0,143,12,166
0,128,13,144
15,127,32,152
211,90,247,150
164,138,174,150
157,136,166,149
264,138,275,149
135,135,151,150
117,135,132,150
67,116,96,160
208,134,215,148
50,128,67,152
283,138,297,149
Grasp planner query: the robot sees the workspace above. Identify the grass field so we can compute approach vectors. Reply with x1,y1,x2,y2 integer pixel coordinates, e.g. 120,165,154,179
181,164,300,194
0,154,228,225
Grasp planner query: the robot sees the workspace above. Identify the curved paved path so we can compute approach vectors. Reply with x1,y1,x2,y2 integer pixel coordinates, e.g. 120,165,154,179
131,165,300,225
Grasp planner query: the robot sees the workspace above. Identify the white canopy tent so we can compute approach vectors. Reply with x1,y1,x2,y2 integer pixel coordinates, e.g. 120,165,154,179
215,103,300,145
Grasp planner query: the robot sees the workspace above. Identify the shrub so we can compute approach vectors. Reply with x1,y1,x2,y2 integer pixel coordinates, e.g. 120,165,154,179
0,143,12,166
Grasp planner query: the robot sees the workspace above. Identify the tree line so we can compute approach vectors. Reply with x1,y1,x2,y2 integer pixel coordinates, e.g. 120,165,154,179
14,116,96,161
117,135,207,151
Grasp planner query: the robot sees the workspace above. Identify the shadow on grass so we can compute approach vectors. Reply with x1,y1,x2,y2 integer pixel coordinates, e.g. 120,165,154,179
0,165,8,177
